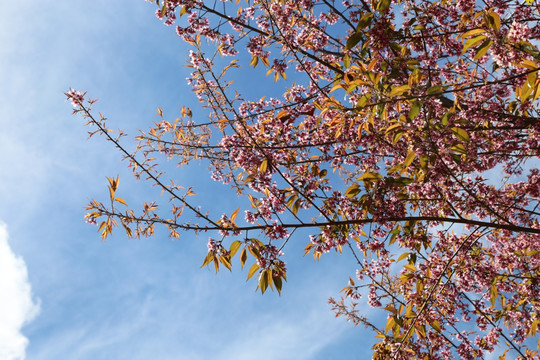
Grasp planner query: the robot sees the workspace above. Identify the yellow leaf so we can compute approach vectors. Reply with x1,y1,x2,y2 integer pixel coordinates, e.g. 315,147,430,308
276,110,289,119
200,252,214,268
240,248,247,269
230,207,240,224
108,187,115,203
98,221,106,233
404,264,417,272
404,150,416,167
529,319,538,335
397,252,409,262
330,83,343,93
259,269,269,293
259,159,268,173
385,316,395,333
521,72,537,101
490,283,498,306
358,172,382,181
400,272,415,282
415,324,426,339
292,199,301,215
385,124,402,133
249,55,259,67
247,263,259,280
485,11,501,31
229,240,241,257
389,84,410,97
473,40,492,60
520,59,538,70
461,28,485,39
219,255,232,271
462,35,486,54
451,144,467,154
115,197,127,206
345,183,360,198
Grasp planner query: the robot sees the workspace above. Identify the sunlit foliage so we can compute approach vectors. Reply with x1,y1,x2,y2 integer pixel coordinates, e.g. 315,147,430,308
68,0,540,358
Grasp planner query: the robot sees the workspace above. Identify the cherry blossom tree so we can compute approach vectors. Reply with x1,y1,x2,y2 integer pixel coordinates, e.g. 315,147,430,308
67,0,540,358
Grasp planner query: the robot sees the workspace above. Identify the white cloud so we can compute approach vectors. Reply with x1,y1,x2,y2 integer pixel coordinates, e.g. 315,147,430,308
217,310,346,360
0,222,40,360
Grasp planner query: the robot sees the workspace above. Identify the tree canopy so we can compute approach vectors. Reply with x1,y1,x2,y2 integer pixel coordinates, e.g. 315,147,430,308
68,0,540,358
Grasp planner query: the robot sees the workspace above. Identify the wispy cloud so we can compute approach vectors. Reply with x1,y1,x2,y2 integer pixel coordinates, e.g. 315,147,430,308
0,222,40,360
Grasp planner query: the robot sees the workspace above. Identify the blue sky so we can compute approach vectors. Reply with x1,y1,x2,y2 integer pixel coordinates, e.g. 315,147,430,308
0,1,373,359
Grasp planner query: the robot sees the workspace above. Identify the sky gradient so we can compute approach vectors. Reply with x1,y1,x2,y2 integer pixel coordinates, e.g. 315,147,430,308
0,1,371,359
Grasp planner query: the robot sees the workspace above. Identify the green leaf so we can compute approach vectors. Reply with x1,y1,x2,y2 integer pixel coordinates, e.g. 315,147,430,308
426,85,443,95
409,101,421,120
357,13,373,30
345,31,363,50
393,177,414,186
273,275,283,295
393,131,404,145
161,3,167,17
376,0,391,12
345,183,360,198
389,232,398,245
451,144,467,154
400,272,415,282
441,111,453,126
451,127,470,142
358,172,383,181
292,199,301,215
356,94,370,108
343,54,350,68
286,194,298,208
419,155,428,170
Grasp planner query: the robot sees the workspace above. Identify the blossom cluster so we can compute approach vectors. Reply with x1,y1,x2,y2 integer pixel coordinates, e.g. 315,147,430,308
80,0,540,358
